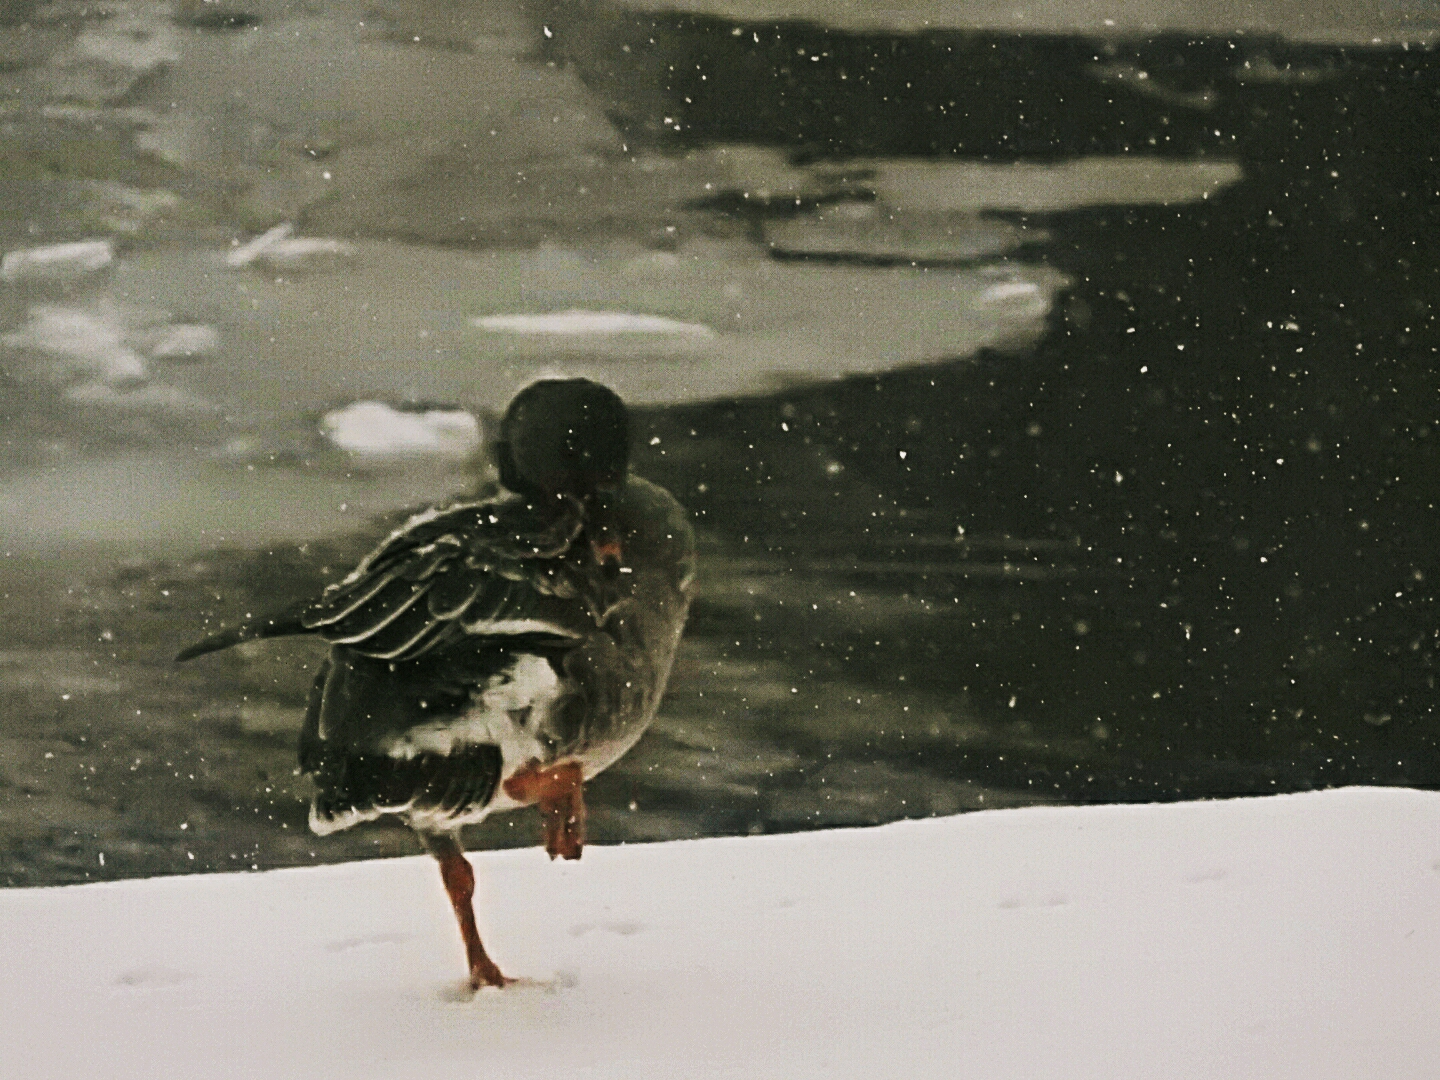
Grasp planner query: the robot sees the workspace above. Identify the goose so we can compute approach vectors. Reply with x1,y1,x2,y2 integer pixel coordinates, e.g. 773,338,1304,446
178,378,695,988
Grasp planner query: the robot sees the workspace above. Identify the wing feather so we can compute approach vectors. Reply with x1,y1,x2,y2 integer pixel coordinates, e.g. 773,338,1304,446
364,606,457,662
300,494,589,662
427,573,485,619
179,491,593,664
301,564,409,629
458,577,519,628
325,580,435,645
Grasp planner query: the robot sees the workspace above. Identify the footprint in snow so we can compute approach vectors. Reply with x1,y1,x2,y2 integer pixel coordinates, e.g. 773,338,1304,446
114,967,195,989
325,931,411,952
998,893,1068,910
1185,868,1228,884
434,971,578,1003
568,920,643,937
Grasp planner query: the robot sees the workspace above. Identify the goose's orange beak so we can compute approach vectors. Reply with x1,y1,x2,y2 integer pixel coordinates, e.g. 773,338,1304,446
589,488,623,566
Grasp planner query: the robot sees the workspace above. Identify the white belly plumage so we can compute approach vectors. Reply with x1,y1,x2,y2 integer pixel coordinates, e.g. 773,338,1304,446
380,653,568,831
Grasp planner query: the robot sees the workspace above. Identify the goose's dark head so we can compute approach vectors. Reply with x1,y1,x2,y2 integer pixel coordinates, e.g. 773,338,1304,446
494,378,630,561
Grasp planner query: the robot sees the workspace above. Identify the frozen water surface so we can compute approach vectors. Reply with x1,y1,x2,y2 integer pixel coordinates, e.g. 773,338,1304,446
0,0,1436,893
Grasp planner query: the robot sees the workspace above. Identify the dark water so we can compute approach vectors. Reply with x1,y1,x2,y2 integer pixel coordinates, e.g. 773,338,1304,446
2,6,1436,885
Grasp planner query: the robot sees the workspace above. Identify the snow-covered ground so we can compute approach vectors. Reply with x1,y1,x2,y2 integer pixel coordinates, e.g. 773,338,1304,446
3,788,1437,1079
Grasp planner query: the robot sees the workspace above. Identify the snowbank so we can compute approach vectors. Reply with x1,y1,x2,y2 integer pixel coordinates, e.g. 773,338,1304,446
3,788,1437,1079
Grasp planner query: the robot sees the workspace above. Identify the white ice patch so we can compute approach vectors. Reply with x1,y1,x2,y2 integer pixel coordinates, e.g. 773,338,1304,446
225,224,355,270
79,181,183,235
383,654,561,776
147,323,220,360
39,6,180,105
1,303,147,384
472,310,715,337
981,281,1044,304
319,401,482,462
1,240,114,282
73,13,180,76
1,301,223,405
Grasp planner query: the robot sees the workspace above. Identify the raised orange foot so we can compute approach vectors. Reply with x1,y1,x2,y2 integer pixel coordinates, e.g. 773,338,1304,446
504,760,586,860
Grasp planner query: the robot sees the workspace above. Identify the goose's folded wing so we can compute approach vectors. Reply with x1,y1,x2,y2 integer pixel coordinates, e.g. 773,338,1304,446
176,495,590,663
299,497,590,661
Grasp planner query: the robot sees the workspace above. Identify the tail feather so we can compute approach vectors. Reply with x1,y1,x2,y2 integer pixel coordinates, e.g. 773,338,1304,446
308,745,504,834
175,609,309,661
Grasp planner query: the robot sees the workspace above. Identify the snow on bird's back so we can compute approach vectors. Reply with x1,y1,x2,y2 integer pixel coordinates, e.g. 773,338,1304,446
320,401,481,462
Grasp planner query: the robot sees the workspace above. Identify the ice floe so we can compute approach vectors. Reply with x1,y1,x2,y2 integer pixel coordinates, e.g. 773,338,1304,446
73,11,180,75
1,240,115,282
225,224,356,270
473,310,716,337
1,300,220,408
1088,65,1217,110
590,0,1438,41
864,157,1244,212
981,280,1045,303
696,147,1244,214
319,401,482,462
1234,55,1339,84
40,3,181,104
766,204,1039,263
107,238,1062,409
1,303,146,385
39,105,162,128
146,323,220,360
78,181,183,234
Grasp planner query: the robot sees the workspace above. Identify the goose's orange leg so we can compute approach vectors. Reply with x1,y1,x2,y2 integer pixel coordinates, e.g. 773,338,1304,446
419,831,510,989
504,761,586,860
438,851,511,989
